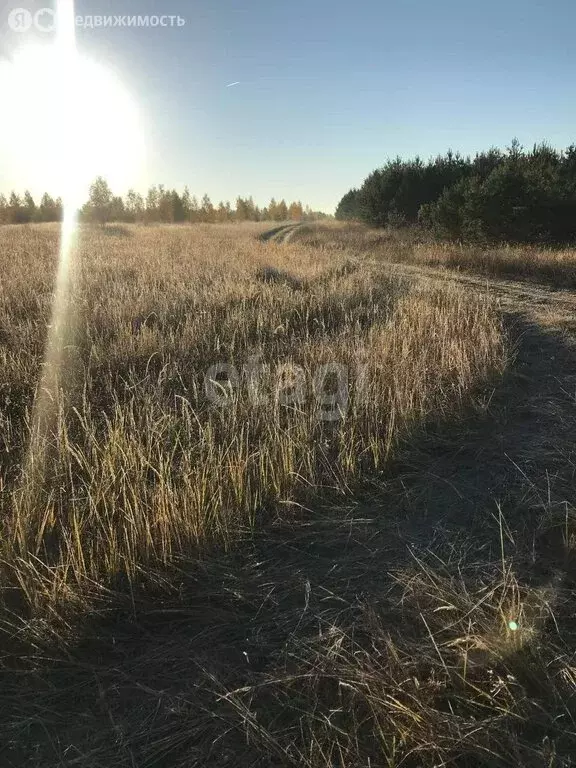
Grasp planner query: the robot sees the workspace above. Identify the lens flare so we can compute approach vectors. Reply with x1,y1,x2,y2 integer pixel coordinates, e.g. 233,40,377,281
17,0,144,510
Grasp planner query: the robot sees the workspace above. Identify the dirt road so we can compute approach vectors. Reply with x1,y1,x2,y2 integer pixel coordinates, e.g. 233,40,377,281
390,257,576,322
259,223,576,544
258,222,303,243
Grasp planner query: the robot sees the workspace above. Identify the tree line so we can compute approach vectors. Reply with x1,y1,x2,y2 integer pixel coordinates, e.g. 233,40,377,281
0,178,328,225
0,191,63,224
336,140,576,244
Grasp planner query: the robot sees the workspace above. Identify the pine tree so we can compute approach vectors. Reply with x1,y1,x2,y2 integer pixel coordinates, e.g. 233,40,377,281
189,195,200,223
170,190,187,222
247,196,259,221
22,191,36,223
39,193,59,222
276,199,288,221
216,201,229,222
235,196,249,221
335,190,360,220
181,187,191,222
9,192,22,224
145,186,159,223
157,185,172,223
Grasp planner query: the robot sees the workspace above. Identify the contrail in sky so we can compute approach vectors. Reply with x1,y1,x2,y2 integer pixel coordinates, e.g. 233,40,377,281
226,81,240,87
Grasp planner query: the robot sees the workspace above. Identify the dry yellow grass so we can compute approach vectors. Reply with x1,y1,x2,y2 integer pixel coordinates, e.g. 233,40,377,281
297,220,576,287
0,223,505,622
6,222,576,767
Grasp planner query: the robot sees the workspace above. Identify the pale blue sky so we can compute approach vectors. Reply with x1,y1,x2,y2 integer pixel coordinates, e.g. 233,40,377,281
1,0,575,212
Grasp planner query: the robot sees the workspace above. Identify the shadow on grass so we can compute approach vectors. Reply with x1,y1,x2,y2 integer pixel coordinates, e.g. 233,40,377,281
99,224,134,238
3,315,576,766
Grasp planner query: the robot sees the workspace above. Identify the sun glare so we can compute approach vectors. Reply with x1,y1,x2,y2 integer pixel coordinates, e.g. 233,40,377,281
0,43,145,206
11,0,146,503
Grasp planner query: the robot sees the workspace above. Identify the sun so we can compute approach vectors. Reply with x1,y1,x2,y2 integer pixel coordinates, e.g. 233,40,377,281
0,42,145,207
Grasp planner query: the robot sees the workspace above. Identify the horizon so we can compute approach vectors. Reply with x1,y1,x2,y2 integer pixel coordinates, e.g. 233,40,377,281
3,137,575,216
0,181,325,215
1,0,576,213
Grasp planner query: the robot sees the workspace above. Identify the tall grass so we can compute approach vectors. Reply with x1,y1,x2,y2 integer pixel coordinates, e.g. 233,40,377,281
296,221,576,287
0,223,506,624
7,223,562,768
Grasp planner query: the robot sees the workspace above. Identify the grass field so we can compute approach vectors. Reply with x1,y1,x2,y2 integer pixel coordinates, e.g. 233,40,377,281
296,221,576,288
2,222,576,766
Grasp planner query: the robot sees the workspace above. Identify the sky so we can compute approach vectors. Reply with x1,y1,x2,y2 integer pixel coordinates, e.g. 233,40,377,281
0,0,575,213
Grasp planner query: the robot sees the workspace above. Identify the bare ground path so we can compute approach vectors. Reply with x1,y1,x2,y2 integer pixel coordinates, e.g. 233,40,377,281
257,222,303,243
389,257,576,318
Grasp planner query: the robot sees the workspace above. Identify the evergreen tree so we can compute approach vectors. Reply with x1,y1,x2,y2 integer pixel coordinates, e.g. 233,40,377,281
38,192,60,222
246,196,259,221
145,186,159,223
235,196,250,221
189,195,200,223
275,199,288,221
181,187,191,222
22,191,36,223
335,189,361,220
216,201,229,222
171,190,187,222
267,198,278,220
9,192,23,223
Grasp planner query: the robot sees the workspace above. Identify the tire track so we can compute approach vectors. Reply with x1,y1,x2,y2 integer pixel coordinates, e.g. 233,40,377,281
258,223,303,243
385,259,576,318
